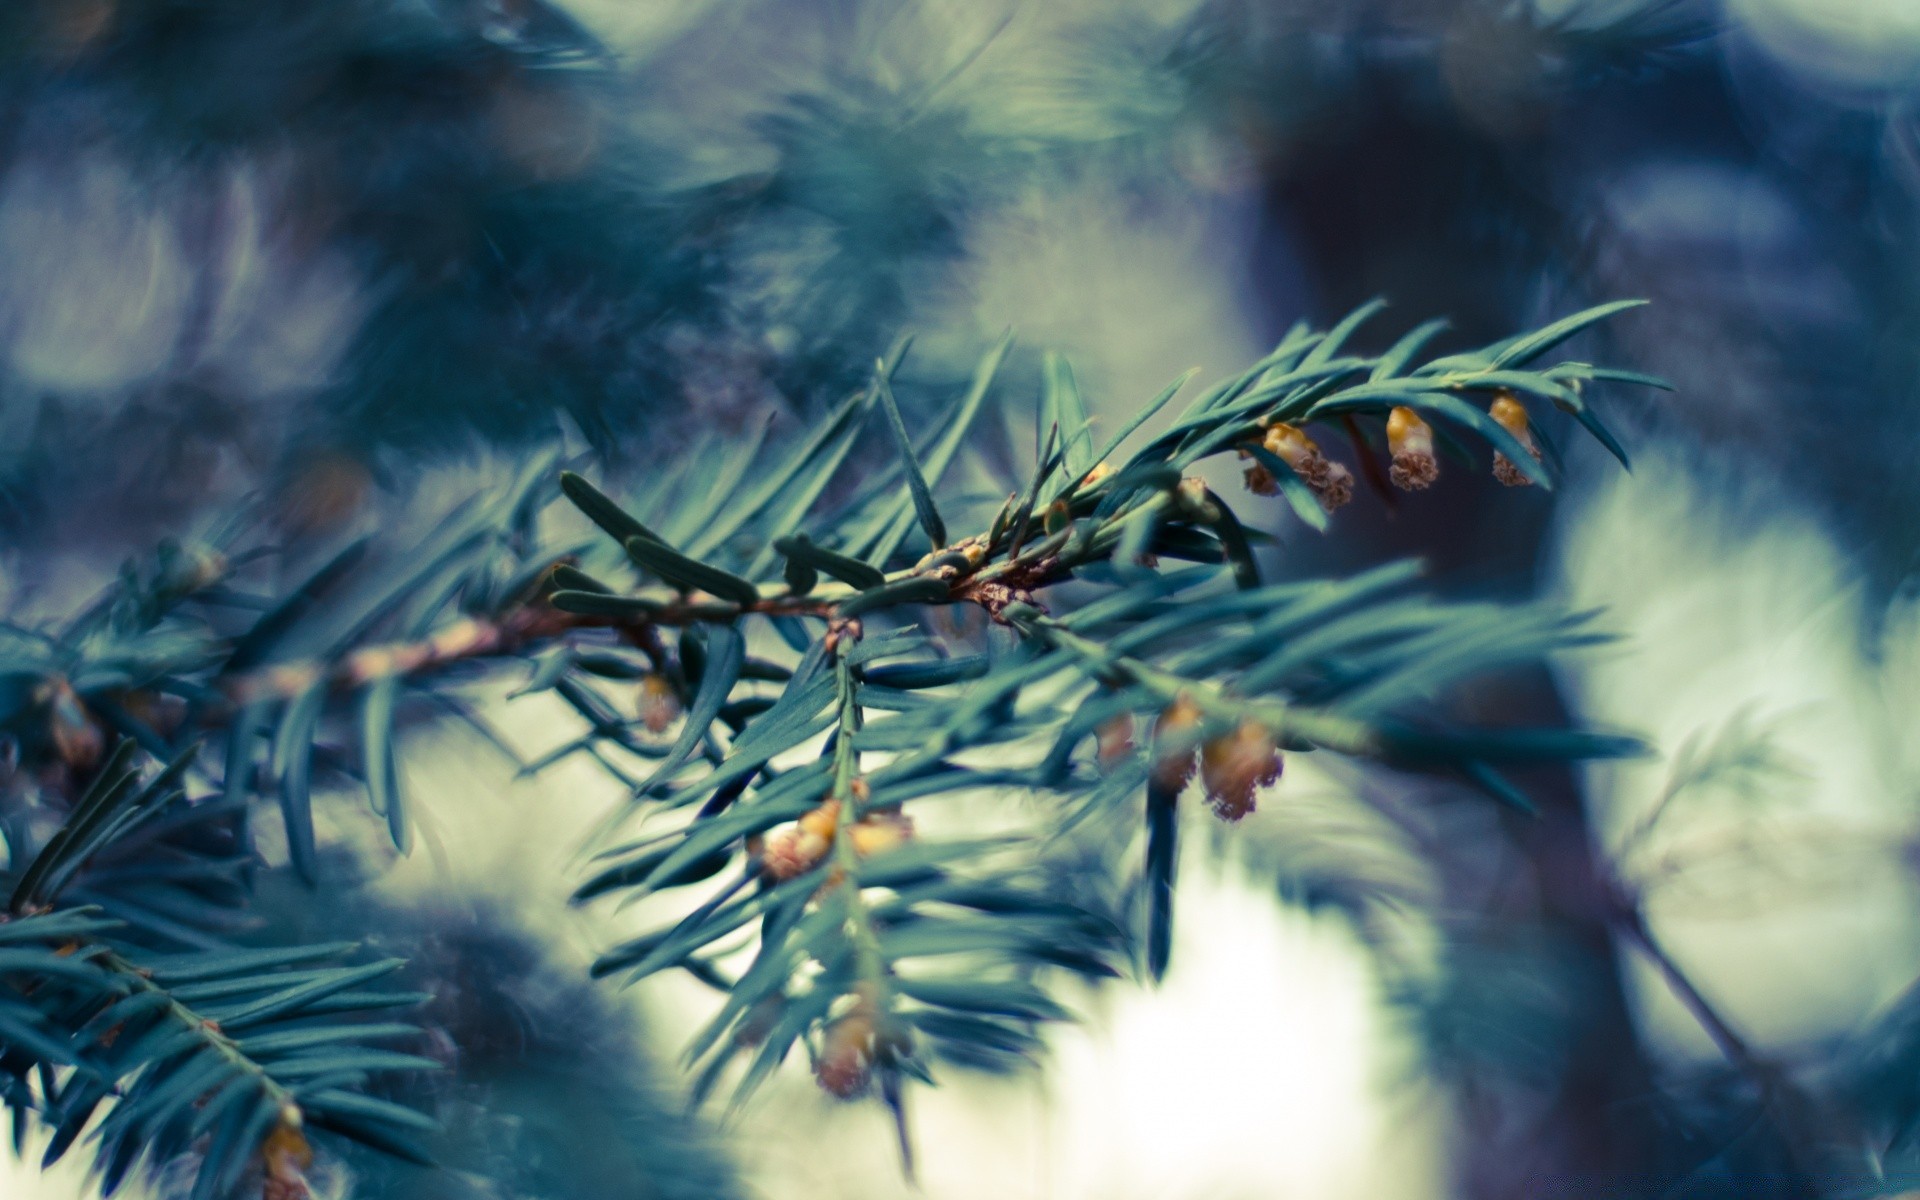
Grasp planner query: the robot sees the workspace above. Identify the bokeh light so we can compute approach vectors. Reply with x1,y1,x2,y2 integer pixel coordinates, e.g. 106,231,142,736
1733,0,1920,87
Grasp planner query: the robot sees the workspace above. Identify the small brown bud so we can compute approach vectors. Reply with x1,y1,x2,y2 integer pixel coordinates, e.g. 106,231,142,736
261,1108,314,1200
1199,720,1282,822
761,826,831,881
1253,423,1353,512
815,1012,875,1099
1386,406,1439,491
1151,694,1204,793
1489,392,1541,488
1079,461,1117,489
637,673,681,734
1239,449,1280,497
1491,456,1531,487
1174,476,1220,521
1314,460,1355,510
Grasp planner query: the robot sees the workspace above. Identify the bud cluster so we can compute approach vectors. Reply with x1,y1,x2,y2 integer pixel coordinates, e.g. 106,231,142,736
760,798,842,880
1150,696,1283,822
1240,422,1353,512
758,792,916,882
1198,720,1282,822
1239,393,1548,509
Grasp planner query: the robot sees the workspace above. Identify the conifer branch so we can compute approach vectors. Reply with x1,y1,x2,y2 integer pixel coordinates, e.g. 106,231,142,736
0,299,1665,1188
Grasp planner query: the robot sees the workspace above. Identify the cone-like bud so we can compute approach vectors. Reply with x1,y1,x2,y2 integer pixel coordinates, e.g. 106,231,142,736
1241,454,1280,498
1489,392,1542,488
761,827,831,881
1151,694,1204,793
1174,476,1221,522
1199,720,1282,822
762,799,841,880
637,673,681,734
1243,423,1353,510
816,1010,876,1099
261,1107,314,1200
1386,406,1439,491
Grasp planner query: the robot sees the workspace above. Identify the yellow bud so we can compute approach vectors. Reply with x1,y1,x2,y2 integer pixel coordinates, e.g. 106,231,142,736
1387,406,1433,454
1386,406,1438,491
1488,391,1541,487
1263,422,1318,469
798,798,842,841
1490,392,1530,438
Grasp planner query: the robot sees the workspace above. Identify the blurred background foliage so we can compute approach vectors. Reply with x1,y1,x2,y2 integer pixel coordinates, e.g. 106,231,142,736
7,0,1920,1197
